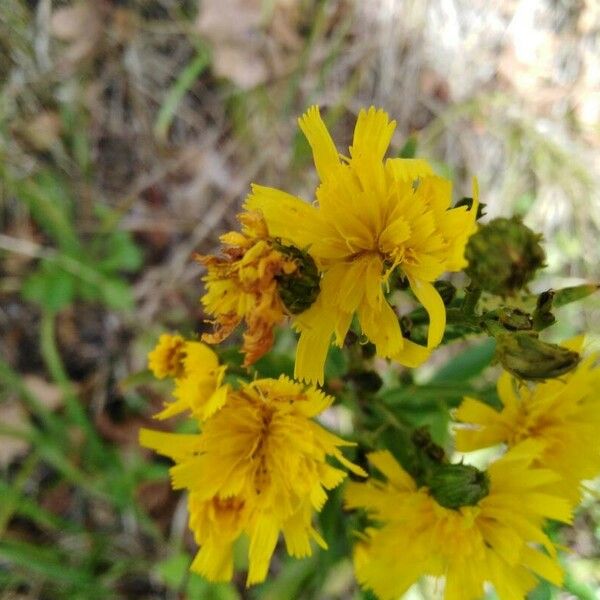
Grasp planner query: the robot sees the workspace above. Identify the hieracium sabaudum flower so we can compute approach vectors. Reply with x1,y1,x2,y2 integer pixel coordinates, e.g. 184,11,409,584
345,444,571,600
147,333,228,421
455,335,600,503
141,335,365,585
245,106,480,384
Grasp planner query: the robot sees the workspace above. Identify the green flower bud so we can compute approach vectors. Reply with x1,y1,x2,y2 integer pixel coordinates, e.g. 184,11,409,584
465,217,545,296
498,307,533,331
532,290,556,330
495,332,580,381
427,463,490,510
274,244,320,314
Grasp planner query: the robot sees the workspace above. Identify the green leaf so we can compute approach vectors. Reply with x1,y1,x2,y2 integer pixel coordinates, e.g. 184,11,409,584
154,47,211,140
398,135,418,158
22,261,76,311
156,552,240,600
187,576,240,600
98,230,143,273
157,552,189,590
98,278,135,311
429,338,496,383
15,170,80,254
527,580,553,600
253,352,295,378
325,345,348,379
0,538,96,588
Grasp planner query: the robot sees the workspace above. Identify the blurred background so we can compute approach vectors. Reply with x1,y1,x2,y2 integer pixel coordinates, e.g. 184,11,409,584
1,0,600,598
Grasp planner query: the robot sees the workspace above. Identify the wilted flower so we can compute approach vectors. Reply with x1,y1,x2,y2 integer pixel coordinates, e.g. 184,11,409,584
197,210,319,366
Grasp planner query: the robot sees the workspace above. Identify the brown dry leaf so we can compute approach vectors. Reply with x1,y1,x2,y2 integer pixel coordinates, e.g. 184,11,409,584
195,0,301,89
22,375,64,411
196,0,268,89
0,403,30,468
51,1,104,68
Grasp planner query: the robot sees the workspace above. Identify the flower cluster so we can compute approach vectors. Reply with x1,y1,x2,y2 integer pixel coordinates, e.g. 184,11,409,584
140,105,600,599
141,335,364,585
200,106,479,384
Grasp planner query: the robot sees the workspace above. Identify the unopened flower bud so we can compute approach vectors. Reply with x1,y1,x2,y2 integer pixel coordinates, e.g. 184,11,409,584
495,332,580,381
427,463,490,509
498,307,532,331
465,217,545,296
532,290,556,330
274,244,321,314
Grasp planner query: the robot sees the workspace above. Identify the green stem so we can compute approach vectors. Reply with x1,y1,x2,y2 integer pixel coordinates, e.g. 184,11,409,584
0,452,38,535
461,286,482,316
39,310,103,456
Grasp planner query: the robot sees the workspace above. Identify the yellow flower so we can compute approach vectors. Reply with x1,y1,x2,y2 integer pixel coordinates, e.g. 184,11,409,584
455,336,600,502
140,376,365,585
148,333,186,379
148,334,228,421
345,444,571,600
196,211,298,366
246,106,479,384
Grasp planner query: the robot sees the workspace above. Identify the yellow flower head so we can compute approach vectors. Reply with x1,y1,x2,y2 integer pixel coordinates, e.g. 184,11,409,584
345,444,571,600
455,336,600,502
246,106,479,384
148,333,187,379
196,211,298,366
140,375,365,585
148,334,228,421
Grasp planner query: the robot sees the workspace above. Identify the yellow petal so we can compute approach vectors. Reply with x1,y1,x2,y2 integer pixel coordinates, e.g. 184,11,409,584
282,508,314,558
390,338,431,368
246,518,280,585
350,106,396,162
496,371,520,411
294,320,334,385
520,546,563,587
455,397,502,425
367,450,415,491
358,298,404,357
298,105,340,182
190,541,235,582
408,277,446,348
202,383,229,420
386,157,434,182
244,184,320,248
138,428,201,461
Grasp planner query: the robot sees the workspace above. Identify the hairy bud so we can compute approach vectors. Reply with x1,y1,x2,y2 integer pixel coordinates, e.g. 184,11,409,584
274,244,321,314
427,463,490,509
465,217,545,296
